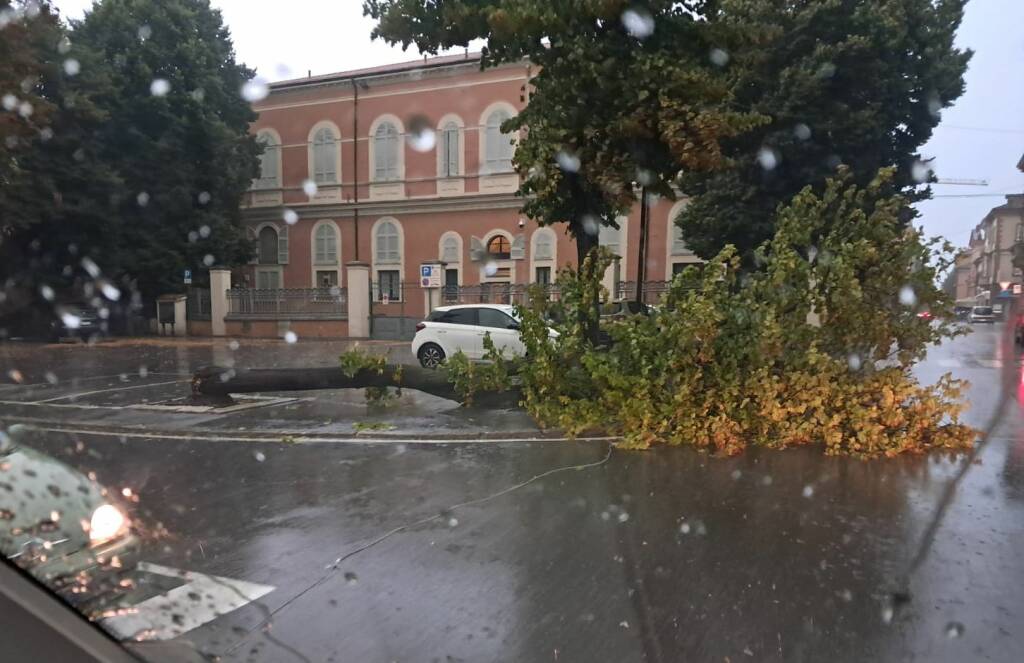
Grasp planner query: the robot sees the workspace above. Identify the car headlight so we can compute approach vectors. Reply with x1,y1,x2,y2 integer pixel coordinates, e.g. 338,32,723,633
89,504,128,545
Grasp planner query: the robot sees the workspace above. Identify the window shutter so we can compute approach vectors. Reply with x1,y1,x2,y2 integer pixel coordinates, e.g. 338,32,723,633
534,233,553,260
470,236,485,262
510,234,526,260
278,225,289,264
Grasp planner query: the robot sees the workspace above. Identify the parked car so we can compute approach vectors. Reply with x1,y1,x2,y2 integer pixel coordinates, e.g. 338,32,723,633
969,306,996,323
0,302,104,342
953,306,972,320
412,304,557,368
1,431,139,617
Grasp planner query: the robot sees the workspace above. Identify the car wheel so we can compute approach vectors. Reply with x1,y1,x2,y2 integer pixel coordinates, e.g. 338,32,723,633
418,343,445,369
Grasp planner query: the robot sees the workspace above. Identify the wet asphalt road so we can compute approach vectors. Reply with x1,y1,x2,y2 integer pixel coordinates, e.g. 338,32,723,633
1,326,1023,663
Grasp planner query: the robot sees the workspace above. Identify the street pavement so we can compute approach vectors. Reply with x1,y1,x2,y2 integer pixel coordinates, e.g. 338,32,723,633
1,326,1022,662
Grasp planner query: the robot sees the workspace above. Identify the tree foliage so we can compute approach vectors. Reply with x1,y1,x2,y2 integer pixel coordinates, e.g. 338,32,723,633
676,0,972,261
0,0,259,321
457,171,974,457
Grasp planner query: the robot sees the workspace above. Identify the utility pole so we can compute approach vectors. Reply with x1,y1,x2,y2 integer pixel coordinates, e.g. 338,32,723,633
634,186,650,306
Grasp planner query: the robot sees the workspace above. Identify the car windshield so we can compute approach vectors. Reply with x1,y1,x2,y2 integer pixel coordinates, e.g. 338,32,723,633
2,1,1022,661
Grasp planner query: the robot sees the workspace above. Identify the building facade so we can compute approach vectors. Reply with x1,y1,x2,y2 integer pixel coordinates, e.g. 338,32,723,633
956,194,1024,307
227,53,700,338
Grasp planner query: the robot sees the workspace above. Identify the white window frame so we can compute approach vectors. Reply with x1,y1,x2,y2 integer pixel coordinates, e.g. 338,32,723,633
480,229,516,282
436,114,464,179
307,121,341,186
371,217,405,301
310,219,342,287
478,102,518,176
254,128,281,190
530,226,558,284
665,199,701,279
254,221,288,266
369,115,404,183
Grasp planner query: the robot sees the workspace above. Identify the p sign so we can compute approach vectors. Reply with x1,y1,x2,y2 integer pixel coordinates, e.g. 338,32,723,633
420,263,442,288
183,269,192,285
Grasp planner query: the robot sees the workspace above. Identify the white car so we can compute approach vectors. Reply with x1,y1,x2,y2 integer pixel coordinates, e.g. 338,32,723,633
412,304,542,368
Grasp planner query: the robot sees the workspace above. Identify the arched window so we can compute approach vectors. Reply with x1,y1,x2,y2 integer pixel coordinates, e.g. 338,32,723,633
373,122,400,181
484,110,514,173
442,235,460,263
258,226,279,264
314,223,338,264
311,126,337,184
671,224,690,255
440,122,460,177
599,222,622,255
375,220,400,264
255,131,279,188
487,235,511,259
533,231,554,260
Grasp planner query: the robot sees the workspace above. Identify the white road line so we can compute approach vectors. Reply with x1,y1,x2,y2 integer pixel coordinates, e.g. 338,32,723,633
937,358,962,368
5,372,185,388
31,379,189,404
102,563,274,641
14,422,619,445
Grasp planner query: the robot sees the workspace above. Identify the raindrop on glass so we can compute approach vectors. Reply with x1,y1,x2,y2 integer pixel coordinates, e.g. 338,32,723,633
100,282,121,301
150,78,170,97
757,147,780,171
136,191,150,207
847,354,862,371
199,225,211,239
911,161,930,183
761,475,773,486
730,469,742,480
39,127,53,141
40,285,54,301
944,622,964,639
816,62,837,79
282,209,299,225
556,150,581,173
407,124,436,152
240,79,269,103
197,191,211,205
188,230,199,243
63,59,80,76
253,451,266,463
44,372,58,385
17,101,32,118
802,485,814,498
447,517,459,528
484,261,498,277
137,25,152,41
80,257,100,277
283,331,298,344
60,310,81,329
709,48,730,67
138,366,148,378
793,123,811,141
202,254,215,267
302,179,318,197
57,36,72,54
8,369,25,384
621,8,655,39
582,215,600,237
1,94,17,111
190,88,205,102
807,246,818,263
617,512,629,523
229,340,240,351
898,286,917,307
679,522,691,534
343,572,358,585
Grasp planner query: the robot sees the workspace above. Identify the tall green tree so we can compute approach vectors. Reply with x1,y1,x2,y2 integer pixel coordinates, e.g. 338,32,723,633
676,0,971,261
69,0,259,303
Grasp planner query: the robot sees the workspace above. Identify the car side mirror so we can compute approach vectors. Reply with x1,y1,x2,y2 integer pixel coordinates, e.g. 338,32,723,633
507,322,520,330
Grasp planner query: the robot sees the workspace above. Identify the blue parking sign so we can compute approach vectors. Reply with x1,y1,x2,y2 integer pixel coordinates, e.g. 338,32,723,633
421,265,432,277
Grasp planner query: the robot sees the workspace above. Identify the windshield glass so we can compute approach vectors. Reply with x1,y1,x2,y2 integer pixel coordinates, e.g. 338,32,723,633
2,0,1022,661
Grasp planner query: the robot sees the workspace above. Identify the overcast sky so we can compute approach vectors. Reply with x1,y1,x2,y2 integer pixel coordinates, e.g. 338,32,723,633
54,0,1024,249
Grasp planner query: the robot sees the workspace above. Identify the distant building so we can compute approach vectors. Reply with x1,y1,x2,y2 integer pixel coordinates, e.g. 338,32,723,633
960,194,1024,306
228,53,700,337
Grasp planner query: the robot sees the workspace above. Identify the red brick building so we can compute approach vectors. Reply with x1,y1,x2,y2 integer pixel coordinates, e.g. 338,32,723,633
225,53,700,338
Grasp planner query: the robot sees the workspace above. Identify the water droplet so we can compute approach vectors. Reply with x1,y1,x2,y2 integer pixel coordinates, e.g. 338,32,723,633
44,371,58,385
944,621,964,638
17,101,33,118
600,511,610,521
197,191,211,205
898,286,917,307
190,88,205,102
680,522,691,534
881,604,894,624
138,366,148,378
847,354,862,371
40,285,54,301
581,215,599,236
60,310,81,329
730,469,742,480
802,485,814,498
282,209,299,225
150,78,170,97
203,254,215,267
793,123,811,141
761,475,773,486
407,122,436,152
57,36,72,54
816,62,837,79
39,127,53,141
911,161,930,183
137,25,152,41
807,246,818,263
229,340,240,351
556,150,581,173
241,79,269,102
283,331,298,344
617,512,629,523
302,179,318,197
344,572,358,585
63,59,80,76
757,147,780,171
709,48,730,67
484,261,498,277
7,369,24,384
1,94,17,111
188,230,199,243
621,8,655,39
136,191,150,207
100,281,121,301
447,517,459,527
199,225,211,239
253,451,266,463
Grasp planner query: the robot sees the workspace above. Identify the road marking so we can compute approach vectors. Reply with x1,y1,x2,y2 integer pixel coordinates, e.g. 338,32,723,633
31,379,189,404
9,420,620,445
936,359,962,368
102,562,274,641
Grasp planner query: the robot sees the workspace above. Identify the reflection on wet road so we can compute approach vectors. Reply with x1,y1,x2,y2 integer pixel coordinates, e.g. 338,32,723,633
1,327,1022,662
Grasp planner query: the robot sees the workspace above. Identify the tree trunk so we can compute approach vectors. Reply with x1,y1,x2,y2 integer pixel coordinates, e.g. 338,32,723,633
191,365,521,408
573,219,602,346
